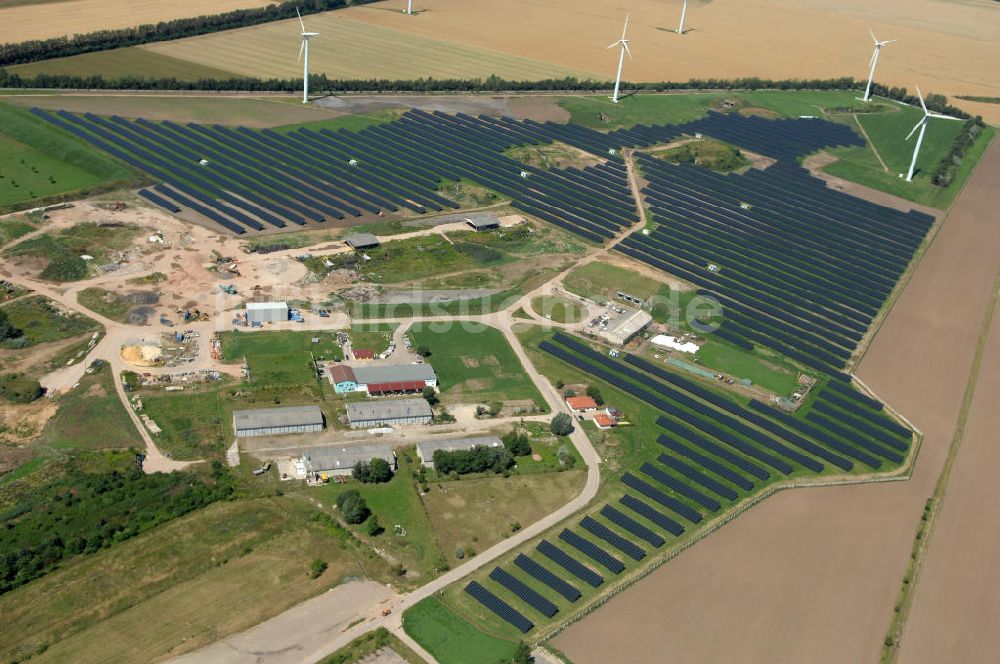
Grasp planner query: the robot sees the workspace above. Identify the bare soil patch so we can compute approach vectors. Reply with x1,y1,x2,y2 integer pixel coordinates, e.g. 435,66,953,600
552,140,1000,663
506,96,571,123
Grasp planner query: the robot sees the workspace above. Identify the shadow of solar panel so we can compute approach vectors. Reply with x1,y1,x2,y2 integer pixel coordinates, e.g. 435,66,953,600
537,539,603,587
464,581,533,633
559,528,625,573
488,567,558,618
622,472,702,523
580,515,645,561
513,554,581,602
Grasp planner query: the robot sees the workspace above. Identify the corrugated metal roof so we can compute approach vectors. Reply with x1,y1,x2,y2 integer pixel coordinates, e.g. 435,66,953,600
416,435,502,459
367,380,426,395
346,398,432,422
246,301,288,311
302,443,395,472
233,405,323,430
328,365,357,384
344,233,380,248
354,364,436,385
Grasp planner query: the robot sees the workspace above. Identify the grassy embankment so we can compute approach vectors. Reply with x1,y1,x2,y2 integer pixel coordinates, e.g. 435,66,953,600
3,221,143,281
0,101,143,212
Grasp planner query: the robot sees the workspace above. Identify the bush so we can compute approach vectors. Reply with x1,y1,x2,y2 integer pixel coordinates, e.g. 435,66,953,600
353,457,394,484
422,385,439,405
39,252,88,282
335,490,370,524
309,558,328,579
551,412,575,436
0,310,21,341
416,345,431,357
455,546,465,560
502,429,532,457
366,515,384,537
0,373,43,403
433,445,514,475
586,385,605,406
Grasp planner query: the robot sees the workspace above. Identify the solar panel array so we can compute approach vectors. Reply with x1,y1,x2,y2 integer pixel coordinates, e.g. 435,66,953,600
514,553,581,602
559,528,626,573
464,581,534,633
620,152,934,372
538,539,604,588
489,567,559,618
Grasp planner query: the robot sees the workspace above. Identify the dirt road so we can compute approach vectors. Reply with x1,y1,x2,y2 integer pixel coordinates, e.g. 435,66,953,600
552,138,1000,663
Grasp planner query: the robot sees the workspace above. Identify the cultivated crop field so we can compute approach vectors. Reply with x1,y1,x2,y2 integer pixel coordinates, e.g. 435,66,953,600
0,0,274,43
140,14,598,82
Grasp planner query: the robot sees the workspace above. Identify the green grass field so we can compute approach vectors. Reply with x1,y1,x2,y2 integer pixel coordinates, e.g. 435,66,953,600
409,322,547,411
1,295,100,346
403,596,519,664
3,222,142,281
530,295,583,323
35,363,142,452
220,329,344,385
140,388,226,459
0,101,141,212
348,322,397,355
689,339,801,395
304,453,442,579
319,627,424,664
0,215,36,245
76,287,132,322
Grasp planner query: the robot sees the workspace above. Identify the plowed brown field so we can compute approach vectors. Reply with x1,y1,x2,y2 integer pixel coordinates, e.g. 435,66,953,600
552,138,1000,663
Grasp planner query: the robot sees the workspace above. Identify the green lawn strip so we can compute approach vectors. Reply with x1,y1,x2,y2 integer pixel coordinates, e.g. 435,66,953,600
409,322,548,412
1,295,100,345
403,596,519,664
273,108,404,134
139,387,227,460
689,339,801,395
0,101,143,212
34,363,142,452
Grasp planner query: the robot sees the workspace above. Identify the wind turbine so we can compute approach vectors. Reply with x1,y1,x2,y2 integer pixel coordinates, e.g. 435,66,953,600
297,8,319,104
862,29,896,102
677,0,688,34
405,0,413,14
607,14,632,104
904,86,962,182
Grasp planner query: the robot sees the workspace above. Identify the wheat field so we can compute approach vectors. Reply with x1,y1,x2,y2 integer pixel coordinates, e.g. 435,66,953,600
141,14,600,82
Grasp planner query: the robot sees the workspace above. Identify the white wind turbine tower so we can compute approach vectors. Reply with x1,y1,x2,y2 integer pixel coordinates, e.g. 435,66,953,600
905,86,962,182
405,0,413,14
607,14,632,104
862,29,896,102
677,0,688,34
297,8,319,104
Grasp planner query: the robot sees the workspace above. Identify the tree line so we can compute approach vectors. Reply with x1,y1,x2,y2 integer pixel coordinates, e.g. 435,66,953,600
0,69,972,119
931,117,987,188
0,0,381,66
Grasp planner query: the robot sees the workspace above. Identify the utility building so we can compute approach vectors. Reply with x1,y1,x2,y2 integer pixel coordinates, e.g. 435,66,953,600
233,405,324,438
299,443,396,478
416,435,503,467
465,216,500,232
246,301,289,324
346,398,432,429
596,308,653,346
328,363,438,395
344,233,380,250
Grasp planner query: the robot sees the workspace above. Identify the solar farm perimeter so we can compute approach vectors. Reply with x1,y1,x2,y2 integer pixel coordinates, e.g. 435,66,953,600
31,102,944,657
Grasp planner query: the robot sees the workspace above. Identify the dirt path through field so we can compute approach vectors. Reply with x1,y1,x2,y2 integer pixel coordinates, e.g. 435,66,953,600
551,138,1000,663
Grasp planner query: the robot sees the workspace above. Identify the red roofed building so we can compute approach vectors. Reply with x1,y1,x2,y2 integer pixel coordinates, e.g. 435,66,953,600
594,413,617,429
353,349,375,360
566,396,599,412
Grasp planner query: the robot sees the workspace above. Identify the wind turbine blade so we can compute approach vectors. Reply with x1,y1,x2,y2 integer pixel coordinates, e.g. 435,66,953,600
869,27,878,44
916,85,928,114
905,119,923,141
298,39,305,63
607,41,619,49
884,39,898,45
296,7,305,33
869,49,878,68
622,13,629,40
623,41,632,60
929,113,963,121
